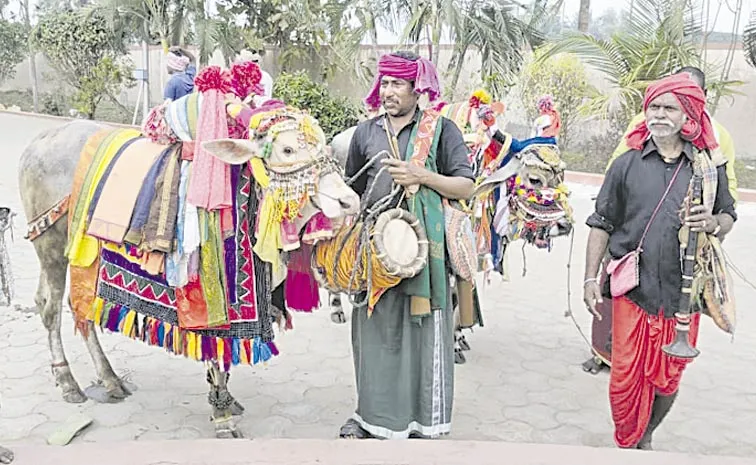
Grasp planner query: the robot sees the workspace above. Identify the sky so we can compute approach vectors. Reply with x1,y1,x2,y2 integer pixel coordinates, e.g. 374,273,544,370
562,0,753,33
4,0,753,35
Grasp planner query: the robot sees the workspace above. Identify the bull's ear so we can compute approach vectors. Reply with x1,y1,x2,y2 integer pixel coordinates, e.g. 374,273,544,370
202,139,263,165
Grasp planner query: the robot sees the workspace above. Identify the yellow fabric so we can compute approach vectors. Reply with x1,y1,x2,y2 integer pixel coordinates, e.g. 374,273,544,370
187,332,197,360
252,193,283,268
607,112,738,204
68,129,112,335
67,129,142,267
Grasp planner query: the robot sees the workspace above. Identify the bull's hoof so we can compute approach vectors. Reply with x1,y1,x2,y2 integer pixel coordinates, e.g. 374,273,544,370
0,446,13,464
214,417,244,439
85,377,133,403
330,309,347,324
62,387,88,404
230,399,245,416
454,348,466,364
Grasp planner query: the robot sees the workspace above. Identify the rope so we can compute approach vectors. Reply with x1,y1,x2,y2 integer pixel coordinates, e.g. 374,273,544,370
316,151,407,309
563,228,594,350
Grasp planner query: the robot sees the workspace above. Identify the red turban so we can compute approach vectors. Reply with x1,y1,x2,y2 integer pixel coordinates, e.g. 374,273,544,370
364,53,441,111
625,73,718,151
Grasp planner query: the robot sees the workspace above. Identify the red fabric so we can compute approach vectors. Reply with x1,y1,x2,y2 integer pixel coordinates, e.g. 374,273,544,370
540,109,561,138
610,296,700,448
364,53,441,110
626,73,718,151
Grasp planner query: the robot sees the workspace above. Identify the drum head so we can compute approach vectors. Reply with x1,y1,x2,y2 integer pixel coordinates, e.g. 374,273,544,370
382,218,420,267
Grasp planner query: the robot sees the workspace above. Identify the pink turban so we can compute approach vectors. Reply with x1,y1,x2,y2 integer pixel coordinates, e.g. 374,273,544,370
363,53,442,111
626,73,718,151
166,53,190,73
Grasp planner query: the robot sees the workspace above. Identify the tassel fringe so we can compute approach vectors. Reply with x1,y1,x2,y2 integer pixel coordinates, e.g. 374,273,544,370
92,298,278,372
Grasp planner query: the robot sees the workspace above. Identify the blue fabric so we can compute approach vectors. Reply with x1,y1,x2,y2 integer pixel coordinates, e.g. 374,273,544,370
509,136,557,154
163,64,196,101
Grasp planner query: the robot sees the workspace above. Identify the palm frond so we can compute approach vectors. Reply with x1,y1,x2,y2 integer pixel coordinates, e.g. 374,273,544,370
539,33,629,82
744,10,756,69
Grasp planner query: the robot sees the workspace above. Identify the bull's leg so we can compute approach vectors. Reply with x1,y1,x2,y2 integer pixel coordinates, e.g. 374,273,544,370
83,321,132,402
206,362,243,438
35,245,86,404
205,368,245,416
329,292,346,324
0,445,12,464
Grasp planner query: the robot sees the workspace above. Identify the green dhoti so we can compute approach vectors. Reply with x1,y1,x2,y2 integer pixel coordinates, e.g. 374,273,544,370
351,285,454,439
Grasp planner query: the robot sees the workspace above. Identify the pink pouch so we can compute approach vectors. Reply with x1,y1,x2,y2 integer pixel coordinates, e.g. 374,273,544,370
605,250,640,297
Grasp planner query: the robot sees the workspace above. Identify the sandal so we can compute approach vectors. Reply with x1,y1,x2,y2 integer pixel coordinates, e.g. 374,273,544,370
339,418,372,439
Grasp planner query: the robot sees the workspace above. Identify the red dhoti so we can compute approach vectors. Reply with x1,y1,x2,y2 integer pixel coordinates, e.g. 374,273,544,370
609,296,701,448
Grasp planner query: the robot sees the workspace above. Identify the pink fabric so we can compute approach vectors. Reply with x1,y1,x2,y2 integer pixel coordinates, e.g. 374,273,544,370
186,87,233,211
166,53,190,72
364,53,441,111
626,73,718,151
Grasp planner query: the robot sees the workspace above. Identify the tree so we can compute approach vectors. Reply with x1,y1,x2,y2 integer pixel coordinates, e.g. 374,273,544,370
577,0,590,32
388,0,552,99
0,19,26,84
31,10,136,119
519,50,596,148
538,0,742,127
272,71,362,140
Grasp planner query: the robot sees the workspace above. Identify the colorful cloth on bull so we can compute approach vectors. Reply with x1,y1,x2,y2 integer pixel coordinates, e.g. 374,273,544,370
87,139,168,244
66,128,142,268
88,162,274,370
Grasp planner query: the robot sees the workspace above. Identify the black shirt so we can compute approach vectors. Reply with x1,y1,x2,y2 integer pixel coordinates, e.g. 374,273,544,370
344,108,474,209
586,139,737,317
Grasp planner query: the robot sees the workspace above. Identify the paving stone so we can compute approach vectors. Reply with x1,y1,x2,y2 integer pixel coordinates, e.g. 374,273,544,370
0,116,754,457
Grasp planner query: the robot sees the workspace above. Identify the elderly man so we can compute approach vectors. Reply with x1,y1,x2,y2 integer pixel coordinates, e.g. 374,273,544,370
609,66,738,202
583,73,737,450
163,46,196,101
340,51,474,440
583,66,739,375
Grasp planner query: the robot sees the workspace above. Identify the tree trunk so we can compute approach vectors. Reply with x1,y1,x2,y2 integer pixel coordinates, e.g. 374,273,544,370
20,0,38,112
578,0,590,32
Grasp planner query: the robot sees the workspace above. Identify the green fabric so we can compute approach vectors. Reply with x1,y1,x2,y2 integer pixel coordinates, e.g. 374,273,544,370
400,114,448,317
198,209,230,328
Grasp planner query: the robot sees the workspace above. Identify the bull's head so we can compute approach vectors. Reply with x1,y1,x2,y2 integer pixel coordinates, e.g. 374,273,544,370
473,140,574,251
203,106,360,236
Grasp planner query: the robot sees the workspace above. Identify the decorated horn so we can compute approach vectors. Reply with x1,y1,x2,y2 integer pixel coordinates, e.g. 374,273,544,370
662,173,703,360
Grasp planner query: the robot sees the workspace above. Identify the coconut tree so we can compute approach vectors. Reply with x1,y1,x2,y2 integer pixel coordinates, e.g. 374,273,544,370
538,0,742,125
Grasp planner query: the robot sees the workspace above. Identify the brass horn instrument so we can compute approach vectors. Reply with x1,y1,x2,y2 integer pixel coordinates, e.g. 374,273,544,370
662,173,702,360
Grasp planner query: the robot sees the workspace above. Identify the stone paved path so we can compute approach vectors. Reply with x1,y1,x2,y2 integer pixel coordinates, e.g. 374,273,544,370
1,112,755,457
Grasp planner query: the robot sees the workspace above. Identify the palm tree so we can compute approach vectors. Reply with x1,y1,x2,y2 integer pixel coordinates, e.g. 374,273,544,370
744,10,756,69
538,0,741,125
577,0,589,32
388,0,551,99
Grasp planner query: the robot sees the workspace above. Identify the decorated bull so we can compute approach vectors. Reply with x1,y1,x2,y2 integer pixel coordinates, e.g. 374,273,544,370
18,62,359,439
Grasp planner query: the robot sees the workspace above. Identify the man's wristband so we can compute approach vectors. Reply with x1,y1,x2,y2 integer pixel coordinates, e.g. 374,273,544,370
583,277,598,286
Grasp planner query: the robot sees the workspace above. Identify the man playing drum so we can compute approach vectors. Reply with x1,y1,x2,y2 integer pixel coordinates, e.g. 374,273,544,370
339,51,474,439
582,73,737,450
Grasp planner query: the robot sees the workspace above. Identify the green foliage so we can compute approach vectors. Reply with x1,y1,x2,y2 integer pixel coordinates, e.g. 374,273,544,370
217,0,335,71
0,19,27,84
272,71,363,140
538,0,743,126
519,50,596,148
31,10,135,119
